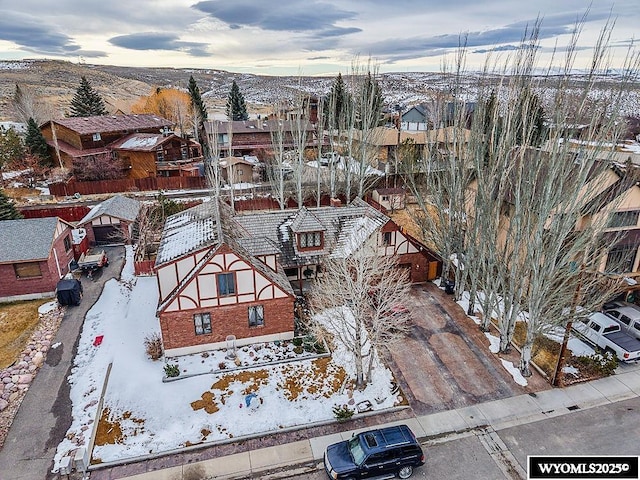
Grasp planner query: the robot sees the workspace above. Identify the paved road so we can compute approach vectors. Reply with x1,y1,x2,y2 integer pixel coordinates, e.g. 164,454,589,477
0,246,125,480
284,396,640,480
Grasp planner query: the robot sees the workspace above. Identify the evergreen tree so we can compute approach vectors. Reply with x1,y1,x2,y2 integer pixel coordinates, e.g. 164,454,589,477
225,80,248,121
70,76,107,117
324,72,352,129
0,189,22,220
356,72,384,129
0,127,25,168
188,75,208,123
24,118,51,166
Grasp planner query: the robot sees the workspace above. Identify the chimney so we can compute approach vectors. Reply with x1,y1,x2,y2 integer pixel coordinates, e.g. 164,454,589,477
330,198,342,207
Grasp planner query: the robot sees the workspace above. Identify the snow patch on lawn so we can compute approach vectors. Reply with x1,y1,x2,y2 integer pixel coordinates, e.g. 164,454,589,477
500,359,528,386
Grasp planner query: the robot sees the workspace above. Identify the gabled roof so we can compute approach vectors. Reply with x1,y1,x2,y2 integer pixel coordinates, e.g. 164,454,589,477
0,217,70,263
233,198,389,267
47,114,173,136
108,133,167,151
155,201,221,266
79,195,142,225
290,207,325,233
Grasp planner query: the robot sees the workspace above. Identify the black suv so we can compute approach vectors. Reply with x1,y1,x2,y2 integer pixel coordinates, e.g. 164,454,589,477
324,424,425,479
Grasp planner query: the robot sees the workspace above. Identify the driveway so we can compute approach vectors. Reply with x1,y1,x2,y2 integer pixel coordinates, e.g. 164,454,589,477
0,246,125,480
384,283,550,416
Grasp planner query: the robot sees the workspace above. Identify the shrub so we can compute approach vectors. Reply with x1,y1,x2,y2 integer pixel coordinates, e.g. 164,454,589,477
293,346,304,355
573,351,619,377
164,363,180,378
332,404,354,422
218,362,227,370
292,337,303,347
144,333,163,361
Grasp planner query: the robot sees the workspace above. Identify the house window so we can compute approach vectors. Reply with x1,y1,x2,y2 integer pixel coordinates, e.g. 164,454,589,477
217,272,236,296
609,210,640,228
299,232,322,248
14,262,42,279
63,235,72,252
194,313,212,335
92,132,101,141
606,246,637,273
156,146,164,162
284,267,298,278
181,144,188,159
217,133,229,145
383,231,393,246
248,305,264,327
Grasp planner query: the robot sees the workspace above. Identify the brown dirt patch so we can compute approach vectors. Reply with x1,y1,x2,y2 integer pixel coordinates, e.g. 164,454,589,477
277,357,347,401
94,408,145,446
0,299,48,369
191,391,220,414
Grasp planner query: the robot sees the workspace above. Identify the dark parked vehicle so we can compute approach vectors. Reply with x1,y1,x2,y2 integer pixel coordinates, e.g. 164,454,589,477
324,425,424,479
56,278,83,306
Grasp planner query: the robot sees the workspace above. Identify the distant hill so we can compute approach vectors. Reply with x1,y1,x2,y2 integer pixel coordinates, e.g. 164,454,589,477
1,59,638,123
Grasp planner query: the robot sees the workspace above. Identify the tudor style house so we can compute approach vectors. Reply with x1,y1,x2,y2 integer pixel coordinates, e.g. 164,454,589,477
0,217,75,302
155,202,296,356
155,198,441,355
40,114,203,178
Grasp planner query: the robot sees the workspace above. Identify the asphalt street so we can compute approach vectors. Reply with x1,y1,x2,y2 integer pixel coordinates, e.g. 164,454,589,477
0,246,125,480
284,396,640,480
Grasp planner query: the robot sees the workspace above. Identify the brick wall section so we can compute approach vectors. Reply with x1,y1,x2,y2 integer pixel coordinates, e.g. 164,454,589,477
159,296,295,350
0,230,75,298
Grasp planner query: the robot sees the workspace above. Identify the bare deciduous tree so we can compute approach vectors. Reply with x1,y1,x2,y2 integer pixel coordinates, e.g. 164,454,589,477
308,239,412,388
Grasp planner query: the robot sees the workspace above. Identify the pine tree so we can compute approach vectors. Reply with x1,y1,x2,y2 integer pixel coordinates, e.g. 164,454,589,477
188,75,208,123
0,127,25,168
225,80,248,121
0,189,22,220
70,76,107,117
324,72,352,129
356,72,384,129
24,118,51,166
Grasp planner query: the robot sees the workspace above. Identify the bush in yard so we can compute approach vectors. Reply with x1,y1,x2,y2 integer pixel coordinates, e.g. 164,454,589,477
292,337,303,347
573,351,618,377
144,333,163,360
164,363,180,378
332,404,354,422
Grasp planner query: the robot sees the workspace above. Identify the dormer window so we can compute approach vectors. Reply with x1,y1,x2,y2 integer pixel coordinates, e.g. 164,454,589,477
299,231,322,249
92,133,101,141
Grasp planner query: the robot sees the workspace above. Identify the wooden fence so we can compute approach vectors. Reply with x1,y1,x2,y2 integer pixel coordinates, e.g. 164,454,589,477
48,176,208,197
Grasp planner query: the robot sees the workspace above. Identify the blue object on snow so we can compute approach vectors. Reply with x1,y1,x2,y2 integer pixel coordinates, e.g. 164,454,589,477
245,393,258,408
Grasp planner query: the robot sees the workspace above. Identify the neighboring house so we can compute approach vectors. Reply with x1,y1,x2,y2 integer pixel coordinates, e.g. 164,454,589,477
154,198,441,355
219,156,260,184
40,114,203,178
350,126,471,172
0,121,27,136
108,133,203,179
155,202,296,356
0,217,75,302
204,119,317,158
401,104,432,131
77,195,142,245
371,188,407,212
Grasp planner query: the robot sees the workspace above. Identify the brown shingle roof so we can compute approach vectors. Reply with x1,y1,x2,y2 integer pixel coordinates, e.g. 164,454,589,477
51,114,173,135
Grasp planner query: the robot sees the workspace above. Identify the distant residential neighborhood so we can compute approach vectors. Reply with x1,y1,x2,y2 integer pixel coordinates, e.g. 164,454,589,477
1,44,640,479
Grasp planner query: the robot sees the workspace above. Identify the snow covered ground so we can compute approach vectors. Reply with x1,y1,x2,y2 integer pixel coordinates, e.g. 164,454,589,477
53,247,401,471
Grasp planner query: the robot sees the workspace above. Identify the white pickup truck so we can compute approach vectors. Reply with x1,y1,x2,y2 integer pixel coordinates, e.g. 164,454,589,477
572,312,640,362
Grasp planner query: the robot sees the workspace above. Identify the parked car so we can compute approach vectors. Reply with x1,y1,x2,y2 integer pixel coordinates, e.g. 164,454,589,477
571,312,640,362
602,303,640,341
324,425,424,479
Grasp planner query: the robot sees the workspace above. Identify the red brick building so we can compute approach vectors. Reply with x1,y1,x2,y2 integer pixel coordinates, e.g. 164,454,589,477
0,217,76,302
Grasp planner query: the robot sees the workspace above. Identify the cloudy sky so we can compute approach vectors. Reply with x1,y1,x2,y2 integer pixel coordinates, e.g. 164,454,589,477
0,0,637,75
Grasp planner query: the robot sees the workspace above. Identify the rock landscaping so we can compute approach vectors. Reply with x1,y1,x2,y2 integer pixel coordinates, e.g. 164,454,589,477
0,302,65,448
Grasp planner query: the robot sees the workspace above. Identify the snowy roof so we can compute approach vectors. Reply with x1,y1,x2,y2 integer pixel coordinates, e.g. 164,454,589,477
233,198,389,267
155,201,221,265
110,133,166,151
289,207,325,233
79,195,142,225
49,114,172,135
0,217,67,263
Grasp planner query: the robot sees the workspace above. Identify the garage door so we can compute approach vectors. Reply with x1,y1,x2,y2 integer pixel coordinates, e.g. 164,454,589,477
93,225,120,245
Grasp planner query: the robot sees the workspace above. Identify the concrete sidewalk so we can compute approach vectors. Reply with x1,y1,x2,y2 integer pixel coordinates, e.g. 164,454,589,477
94,368,640,480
